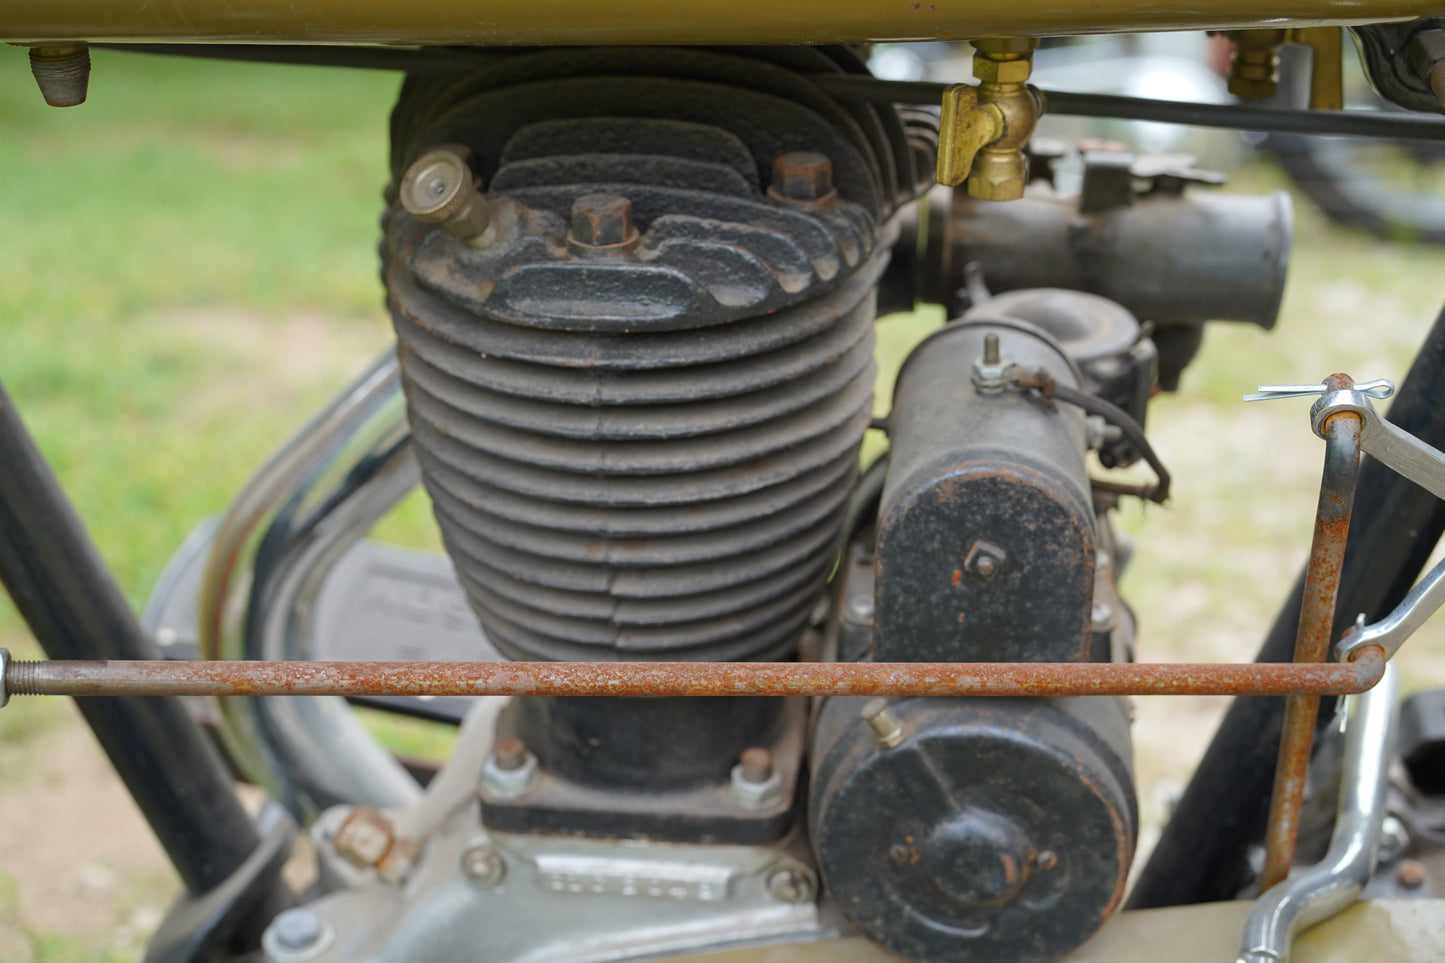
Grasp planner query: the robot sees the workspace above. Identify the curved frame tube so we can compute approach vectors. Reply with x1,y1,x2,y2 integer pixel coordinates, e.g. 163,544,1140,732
198,352,423,816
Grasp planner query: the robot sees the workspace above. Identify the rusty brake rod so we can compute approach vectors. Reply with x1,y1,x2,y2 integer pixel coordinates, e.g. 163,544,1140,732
0,647,1385,702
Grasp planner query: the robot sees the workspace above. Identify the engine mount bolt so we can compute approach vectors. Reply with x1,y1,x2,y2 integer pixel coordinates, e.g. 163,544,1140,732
28,43,91,108
769,152,837,204
861,698,905,749
461,843,506,886
492,736,528,772
569,192,637,249
766,865,817,904
399,146,493,247
983,333,1001,366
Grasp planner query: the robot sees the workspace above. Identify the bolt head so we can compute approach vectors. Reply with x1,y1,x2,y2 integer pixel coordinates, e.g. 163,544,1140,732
570,192,636,247
770,152,836,203
964,540,1008,581
333,805,394,869
972,55,1032,85
461,845,506,885
766,865,817,904
270,908,323,951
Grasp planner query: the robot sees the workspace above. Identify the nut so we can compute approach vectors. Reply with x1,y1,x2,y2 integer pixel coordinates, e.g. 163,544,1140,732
769,152,836,203
973,55,1032,85
483,742,539,799
1227,30,1285,100
569,192,636,248
731,747,784,811
964,540,1008,580
967,150,1029,202
332,805,394,869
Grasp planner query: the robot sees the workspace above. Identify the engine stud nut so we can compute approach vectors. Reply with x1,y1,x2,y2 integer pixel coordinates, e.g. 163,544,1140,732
768,151,837,204
399,146,493,247
739,747,774,783
492,736,528,772
569,192,638,250
483,738,539,799
732,746,784,810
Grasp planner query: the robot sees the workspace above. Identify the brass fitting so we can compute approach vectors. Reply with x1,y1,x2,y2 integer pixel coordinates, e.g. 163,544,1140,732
1226,29,1287,100
937,37,1041,202
398,145,493,247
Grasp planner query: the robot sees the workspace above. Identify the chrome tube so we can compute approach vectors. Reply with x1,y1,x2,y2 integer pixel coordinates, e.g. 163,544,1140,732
199,352,423,816
1236,660,1399,963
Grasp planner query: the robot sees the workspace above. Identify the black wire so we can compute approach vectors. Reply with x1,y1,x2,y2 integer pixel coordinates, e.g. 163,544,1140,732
1010,367,1172,504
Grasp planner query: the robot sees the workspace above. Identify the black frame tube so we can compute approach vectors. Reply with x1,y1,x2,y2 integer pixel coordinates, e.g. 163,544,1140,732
1130,302,1445,908
0,380,261,896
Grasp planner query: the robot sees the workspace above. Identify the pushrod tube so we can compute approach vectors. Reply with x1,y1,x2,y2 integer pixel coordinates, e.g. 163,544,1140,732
0,380,261,896
1133,303,1445,909
0,647,1387,699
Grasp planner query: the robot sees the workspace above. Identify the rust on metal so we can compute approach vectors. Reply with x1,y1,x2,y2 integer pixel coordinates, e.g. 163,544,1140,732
1260,375,1363,891
3,646,1385,700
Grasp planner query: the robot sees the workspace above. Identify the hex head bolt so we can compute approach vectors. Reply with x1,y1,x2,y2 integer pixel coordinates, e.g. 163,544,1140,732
768,152,837,205
567,192,639,253
399,146,493,246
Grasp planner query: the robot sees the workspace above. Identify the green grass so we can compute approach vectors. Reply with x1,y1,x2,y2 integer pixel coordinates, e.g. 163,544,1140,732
0,47,440,638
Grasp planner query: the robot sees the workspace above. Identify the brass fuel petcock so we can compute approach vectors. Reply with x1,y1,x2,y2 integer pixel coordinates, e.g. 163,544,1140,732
937,37,1042,201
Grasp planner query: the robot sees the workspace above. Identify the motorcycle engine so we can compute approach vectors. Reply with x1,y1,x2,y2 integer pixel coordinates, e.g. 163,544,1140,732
259,45,1291,963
